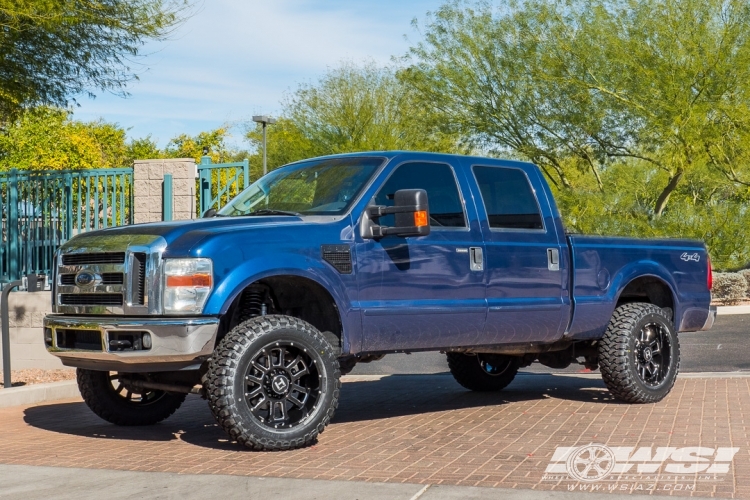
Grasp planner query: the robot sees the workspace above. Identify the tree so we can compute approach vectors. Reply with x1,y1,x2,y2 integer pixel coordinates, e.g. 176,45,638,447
246,61,467,176
164,127,247,164
0,0,189,119
401,0,750,216
0,106,132,170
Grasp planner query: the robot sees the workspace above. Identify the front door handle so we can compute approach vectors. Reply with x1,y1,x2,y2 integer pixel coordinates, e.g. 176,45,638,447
470,247,483,271
547,248,560,271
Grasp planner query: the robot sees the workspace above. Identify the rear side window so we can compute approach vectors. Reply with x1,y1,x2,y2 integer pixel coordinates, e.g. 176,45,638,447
374,162,466,228
473,166,543,230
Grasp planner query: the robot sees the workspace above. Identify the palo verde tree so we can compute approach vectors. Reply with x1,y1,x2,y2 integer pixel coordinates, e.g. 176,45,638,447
401,0,750,218
0,0,189,120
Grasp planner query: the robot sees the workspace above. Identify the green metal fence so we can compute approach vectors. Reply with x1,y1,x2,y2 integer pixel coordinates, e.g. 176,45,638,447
197,156,250,216
0,168,133,282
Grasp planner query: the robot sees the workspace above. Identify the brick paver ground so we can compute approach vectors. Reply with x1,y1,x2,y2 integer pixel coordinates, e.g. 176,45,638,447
0,373,748,498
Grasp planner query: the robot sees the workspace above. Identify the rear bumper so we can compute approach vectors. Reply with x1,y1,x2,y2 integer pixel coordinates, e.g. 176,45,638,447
43,315,219,373
700,305,717,331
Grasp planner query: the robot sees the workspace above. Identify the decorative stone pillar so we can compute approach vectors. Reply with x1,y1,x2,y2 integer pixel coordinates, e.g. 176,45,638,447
133,159,197,223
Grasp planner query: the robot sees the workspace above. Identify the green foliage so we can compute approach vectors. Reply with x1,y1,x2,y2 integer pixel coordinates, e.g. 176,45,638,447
164,127,247,164
401,0,750,269
126,135,163,161
246,61,468,177
0,106,133,170
0,0,190,119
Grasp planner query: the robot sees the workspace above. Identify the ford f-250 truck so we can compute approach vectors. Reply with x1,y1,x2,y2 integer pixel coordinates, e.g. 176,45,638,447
44,152,715,450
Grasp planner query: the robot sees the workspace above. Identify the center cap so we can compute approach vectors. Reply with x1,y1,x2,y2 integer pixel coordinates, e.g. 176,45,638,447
643,347,652,361
271,374,290,395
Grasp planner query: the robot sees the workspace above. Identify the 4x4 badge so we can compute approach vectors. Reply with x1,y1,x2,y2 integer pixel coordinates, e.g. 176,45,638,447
680,252,700,262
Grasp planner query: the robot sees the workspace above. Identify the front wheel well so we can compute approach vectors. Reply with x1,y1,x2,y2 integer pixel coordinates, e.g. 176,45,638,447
616,276,675,320
218,276,343,349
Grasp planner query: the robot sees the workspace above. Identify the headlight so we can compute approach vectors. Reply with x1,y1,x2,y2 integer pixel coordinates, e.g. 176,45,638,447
163,258,213,314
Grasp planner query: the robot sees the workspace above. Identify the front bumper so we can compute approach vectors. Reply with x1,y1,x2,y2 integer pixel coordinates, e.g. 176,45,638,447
44,315,219,373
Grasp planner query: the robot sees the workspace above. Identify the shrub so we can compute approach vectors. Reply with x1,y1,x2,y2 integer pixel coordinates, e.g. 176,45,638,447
712,272,747,304
738,269,750,297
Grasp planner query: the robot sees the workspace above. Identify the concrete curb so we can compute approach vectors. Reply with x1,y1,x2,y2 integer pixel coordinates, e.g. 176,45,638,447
716,304,750,315
0,380,78,409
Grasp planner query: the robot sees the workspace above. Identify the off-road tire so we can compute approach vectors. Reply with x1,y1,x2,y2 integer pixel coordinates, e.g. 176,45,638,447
599,302,680,404
205,315,341,451
76,369,186,426
447,353,519,392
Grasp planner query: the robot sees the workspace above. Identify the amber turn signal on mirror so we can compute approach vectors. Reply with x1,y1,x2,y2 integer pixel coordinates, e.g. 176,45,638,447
414,210,428,227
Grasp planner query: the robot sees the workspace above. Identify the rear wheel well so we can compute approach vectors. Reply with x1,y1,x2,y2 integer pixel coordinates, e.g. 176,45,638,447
616,276,674,320
218,276,343,350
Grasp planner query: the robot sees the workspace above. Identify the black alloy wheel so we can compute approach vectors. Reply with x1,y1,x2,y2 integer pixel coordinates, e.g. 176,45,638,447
76,369,186,425
242,342,321,430
447,352,519,392
634,321,671,387
599,302,680,404
206,315,340,451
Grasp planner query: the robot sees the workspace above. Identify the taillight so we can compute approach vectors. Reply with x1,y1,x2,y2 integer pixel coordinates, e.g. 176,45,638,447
707,254,713,291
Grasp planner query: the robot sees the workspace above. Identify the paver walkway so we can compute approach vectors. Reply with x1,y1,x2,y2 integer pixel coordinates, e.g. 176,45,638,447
0,373,747,498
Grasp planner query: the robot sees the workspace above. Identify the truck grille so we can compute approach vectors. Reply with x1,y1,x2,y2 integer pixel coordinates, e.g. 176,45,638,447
131,253,146,305
60,273,124,286
60,293,123,306
62,252,126,266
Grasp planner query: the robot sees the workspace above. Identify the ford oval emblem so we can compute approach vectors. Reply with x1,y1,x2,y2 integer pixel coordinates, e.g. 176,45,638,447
74,271,97,287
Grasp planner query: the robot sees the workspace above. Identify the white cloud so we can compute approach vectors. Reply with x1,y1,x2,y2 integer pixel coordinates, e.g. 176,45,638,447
73,0,441,146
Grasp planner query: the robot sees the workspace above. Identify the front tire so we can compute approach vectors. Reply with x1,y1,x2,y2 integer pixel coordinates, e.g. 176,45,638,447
599,302,680,404
447,353,519,392
205,315,341,451
76,369,186,426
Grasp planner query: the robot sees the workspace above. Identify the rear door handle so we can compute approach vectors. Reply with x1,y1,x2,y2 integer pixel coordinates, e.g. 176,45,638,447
470,247,483,271
547,248,560,271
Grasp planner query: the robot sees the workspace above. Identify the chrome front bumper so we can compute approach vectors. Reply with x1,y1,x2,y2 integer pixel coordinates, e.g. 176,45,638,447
44,315,219,373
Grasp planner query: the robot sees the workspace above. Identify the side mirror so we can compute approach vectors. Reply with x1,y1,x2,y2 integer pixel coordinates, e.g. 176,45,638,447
361,189,430,239
203,208,217,218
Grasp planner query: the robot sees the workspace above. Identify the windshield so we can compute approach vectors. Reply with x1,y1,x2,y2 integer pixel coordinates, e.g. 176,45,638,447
218,157,385,217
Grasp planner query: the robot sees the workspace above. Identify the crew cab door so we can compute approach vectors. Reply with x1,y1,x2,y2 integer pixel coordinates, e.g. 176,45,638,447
355,160,486,352
467,161,569,344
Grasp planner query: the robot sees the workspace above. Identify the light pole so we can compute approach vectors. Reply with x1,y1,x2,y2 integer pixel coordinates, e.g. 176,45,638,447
252,115,276,176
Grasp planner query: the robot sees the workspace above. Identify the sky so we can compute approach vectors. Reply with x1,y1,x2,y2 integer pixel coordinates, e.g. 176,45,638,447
72,0,443,149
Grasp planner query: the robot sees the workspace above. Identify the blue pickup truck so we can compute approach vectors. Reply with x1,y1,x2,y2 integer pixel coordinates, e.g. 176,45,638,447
44,152,715,450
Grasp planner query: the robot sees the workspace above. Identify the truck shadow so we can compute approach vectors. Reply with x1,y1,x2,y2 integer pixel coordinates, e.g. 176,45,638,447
22,373,617,451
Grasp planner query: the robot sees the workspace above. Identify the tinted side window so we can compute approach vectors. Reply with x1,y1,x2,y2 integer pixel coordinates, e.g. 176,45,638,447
473,166,543,230
375,162,465,228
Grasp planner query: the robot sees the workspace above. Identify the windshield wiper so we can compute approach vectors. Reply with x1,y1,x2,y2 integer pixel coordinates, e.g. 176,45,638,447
244,209,301,217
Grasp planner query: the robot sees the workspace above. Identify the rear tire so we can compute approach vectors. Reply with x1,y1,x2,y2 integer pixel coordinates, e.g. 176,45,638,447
598,302,680,404
76,369,186,426
205,315,340,451
447,353,519,392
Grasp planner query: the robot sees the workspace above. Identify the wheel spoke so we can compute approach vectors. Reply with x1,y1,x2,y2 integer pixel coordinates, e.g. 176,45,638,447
269,400,287,422
286,384,309,407
250,392,267,411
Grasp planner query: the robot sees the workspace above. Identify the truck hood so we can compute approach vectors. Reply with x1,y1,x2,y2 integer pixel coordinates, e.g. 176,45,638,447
60,215,327,254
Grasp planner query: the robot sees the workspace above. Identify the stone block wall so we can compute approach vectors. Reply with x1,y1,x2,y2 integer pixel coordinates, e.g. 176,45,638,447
133,159,197,223
0,291,61,370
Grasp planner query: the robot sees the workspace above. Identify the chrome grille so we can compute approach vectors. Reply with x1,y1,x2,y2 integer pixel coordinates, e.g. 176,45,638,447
60,294,123,306
53,234,165,315
60,273,124,286
61,252,126,265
